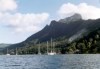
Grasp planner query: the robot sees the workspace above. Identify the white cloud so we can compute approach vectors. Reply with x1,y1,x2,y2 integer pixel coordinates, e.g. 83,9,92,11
0,12,49,33
0,0,49,33
58,3,100,20
0,0,49,43
0,0,17,12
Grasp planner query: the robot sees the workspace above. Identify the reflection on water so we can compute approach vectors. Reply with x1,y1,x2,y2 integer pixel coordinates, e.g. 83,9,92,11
0,54,99,69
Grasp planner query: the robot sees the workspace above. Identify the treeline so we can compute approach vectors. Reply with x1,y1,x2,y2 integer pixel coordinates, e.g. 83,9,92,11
5,36,68,55
67,28,100,54
5,28,100,54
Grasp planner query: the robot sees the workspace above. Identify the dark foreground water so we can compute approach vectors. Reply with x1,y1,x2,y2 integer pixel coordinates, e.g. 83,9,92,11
0,54,100,69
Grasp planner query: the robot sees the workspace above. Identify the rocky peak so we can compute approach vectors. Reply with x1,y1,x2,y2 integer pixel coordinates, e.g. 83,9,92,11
59,13,82,23
50,20,58,26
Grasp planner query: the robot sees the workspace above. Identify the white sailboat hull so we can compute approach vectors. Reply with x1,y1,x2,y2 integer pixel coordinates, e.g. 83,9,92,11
47,52,56,55
6,54,10,55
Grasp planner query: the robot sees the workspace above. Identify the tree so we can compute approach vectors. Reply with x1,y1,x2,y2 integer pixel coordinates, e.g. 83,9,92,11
77,43,86,53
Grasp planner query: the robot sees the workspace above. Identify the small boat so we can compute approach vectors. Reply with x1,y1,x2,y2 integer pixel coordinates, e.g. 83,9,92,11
6,54,10,55
6,48,10,55
47,51,56,55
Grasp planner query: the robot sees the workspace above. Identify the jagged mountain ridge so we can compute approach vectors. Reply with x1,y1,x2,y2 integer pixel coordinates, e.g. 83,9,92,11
5,14,100,49
59,13,82,23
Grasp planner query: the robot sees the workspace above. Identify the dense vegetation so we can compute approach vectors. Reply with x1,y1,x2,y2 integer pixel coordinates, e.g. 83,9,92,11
67,28,100,54
4,36,68,54
4,28,100,54
3,14,100,54
7,15,100,52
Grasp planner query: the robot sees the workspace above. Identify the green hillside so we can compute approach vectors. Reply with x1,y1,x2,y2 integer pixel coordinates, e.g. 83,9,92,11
3,14,100,54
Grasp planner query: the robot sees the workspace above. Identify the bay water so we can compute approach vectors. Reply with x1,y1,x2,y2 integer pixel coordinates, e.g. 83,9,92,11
0,54,100,69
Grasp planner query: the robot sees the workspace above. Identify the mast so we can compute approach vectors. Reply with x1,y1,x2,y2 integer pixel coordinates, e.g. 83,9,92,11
52,42,54,52
7,48,8,54
16,48,18,55
38,42,41,55
47,41,48,53
51,38,52,53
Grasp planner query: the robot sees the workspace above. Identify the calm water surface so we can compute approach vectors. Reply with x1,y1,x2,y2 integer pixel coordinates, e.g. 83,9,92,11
0,54,100,69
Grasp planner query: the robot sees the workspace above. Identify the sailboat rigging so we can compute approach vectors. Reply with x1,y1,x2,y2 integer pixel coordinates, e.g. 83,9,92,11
38,42,41,55
15,48,18,55
47,38,56,55
6,48,10,55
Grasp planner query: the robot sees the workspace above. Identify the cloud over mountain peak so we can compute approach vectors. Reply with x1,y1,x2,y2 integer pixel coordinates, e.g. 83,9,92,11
58,3,100,20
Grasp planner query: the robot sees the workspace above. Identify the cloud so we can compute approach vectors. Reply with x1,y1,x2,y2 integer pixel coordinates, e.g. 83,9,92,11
0,0,49,33
0,12,49,33
0,0,17,12
58,3,100,20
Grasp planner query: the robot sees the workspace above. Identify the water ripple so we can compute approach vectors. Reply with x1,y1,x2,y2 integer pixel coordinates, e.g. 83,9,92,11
0,55,99,69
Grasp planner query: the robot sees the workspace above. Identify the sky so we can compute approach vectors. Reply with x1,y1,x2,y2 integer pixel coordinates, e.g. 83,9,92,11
0,0,100,44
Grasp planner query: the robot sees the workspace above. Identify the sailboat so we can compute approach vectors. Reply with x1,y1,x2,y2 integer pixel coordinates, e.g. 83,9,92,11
6,48,10,55
38,42,41,55
47,38,56,55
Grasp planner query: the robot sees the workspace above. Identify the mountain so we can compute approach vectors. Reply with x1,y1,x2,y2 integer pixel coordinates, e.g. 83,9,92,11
4,14,100,51
59,13,82,23
0,43,11,48
0,44,11,53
